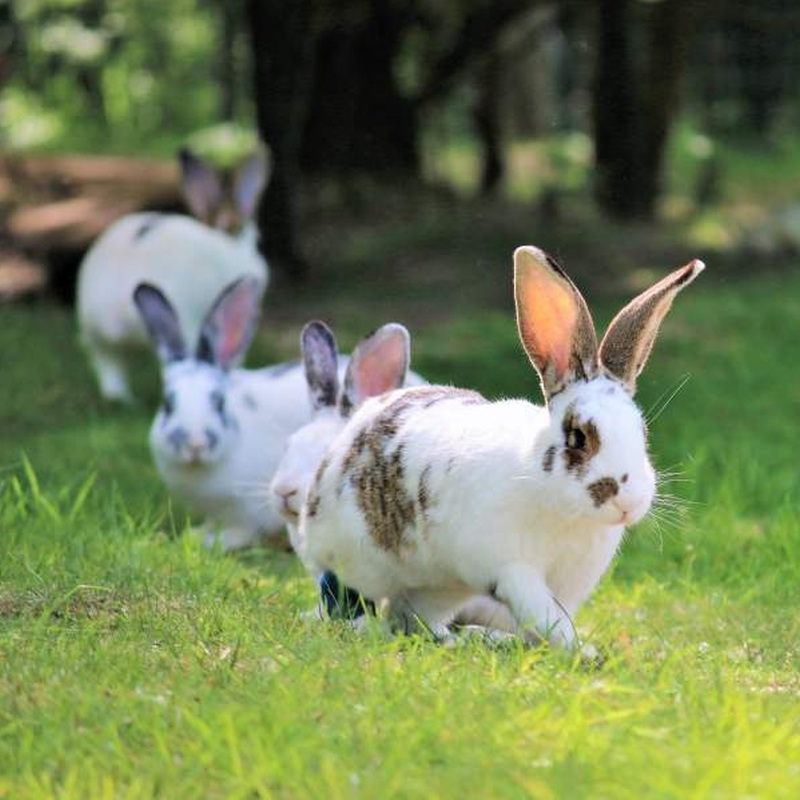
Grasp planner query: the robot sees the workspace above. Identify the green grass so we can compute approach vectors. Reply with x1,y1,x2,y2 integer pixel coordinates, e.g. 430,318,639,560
2,231,800,798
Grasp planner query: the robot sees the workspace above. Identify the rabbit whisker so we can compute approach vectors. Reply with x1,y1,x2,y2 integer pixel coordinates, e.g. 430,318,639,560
645,373,692,426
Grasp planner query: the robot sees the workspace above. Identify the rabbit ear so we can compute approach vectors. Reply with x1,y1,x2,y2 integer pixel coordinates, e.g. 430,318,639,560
133,283,187,364
301,321,340,411
599,260,705,394
196,276,263,371
341,323,410,415
513,246,599,401
178,148,223,225
233,148,270,220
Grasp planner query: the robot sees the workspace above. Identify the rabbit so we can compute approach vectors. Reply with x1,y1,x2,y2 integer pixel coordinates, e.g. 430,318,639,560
270,320,418,549
133,274,312,552
270,320,424,618
299,246,705,647
77,147,270,403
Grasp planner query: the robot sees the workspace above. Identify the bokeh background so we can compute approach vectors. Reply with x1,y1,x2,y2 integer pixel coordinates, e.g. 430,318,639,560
4,0,800,305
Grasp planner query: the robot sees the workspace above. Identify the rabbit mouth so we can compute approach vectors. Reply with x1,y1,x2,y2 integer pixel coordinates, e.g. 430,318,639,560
278,502,300,524
608,498,650,527
177,449,217,468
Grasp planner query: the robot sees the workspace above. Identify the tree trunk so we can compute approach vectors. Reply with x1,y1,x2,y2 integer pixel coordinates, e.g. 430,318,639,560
218,0,241,122
475,55,504,196
300,2,418,175
246,0,316,279
592,0,690,220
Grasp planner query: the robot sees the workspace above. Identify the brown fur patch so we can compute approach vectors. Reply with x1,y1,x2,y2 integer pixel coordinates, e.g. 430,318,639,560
561,405,601,476
340,387,484,553
542,445,557,473
587,477,619,507
353,437,415,555
418,464,433,515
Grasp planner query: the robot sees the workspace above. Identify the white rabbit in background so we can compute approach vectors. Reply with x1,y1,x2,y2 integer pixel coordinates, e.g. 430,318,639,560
133,275,311,552
300,246,704,646
77,147,269,402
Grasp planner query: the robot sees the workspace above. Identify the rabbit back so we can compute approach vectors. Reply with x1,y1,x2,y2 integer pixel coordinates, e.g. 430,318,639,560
77,213,266,352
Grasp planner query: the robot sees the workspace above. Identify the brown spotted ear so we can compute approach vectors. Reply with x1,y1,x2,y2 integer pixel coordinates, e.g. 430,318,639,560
599,259,705,394
513,246,599,401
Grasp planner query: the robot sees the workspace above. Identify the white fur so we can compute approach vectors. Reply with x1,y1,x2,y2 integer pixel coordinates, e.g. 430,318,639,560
302,381,648,644
77,151,268,402
299,247,704,645
152,359,310,551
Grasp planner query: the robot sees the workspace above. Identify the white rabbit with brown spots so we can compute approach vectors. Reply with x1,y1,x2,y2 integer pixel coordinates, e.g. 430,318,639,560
270,320,422,553
77,148,269,402
270,320,429,618
300,246,704,646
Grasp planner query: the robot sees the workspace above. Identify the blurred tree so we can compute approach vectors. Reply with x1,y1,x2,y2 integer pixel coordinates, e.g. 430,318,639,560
216,0,244,122
0,0,16,91
592,0,692,220
247,0,316,279
300,1,419,174
246,0,535,274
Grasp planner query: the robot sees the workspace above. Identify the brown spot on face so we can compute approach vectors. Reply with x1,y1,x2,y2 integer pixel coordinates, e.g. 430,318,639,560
315,454,330,485
561,404,601,477
587,477,619,507
306,486,321,518
542,445,557,473
306,457,331,519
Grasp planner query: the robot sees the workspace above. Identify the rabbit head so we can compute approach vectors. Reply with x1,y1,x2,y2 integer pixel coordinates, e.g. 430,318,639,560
270,320,410,525
134,275,263,468
514,246,705,527
178,148,270,237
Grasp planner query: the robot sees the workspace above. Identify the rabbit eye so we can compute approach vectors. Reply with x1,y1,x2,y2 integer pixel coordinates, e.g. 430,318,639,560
210,391,225,415
162,392,176,416
566,427,586,451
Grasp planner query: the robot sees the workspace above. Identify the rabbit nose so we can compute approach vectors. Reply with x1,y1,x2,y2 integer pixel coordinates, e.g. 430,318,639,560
186,434,211,457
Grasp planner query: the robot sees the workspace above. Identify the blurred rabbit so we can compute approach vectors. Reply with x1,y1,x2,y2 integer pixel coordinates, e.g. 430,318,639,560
134,275,311,552
77,147,269,402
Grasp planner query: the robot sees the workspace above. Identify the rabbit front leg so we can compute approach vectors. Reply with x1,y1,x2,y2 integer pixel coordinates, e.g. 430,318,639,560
202,524,258,552
83,338,133,403
492,563,577,649
391,587,473,640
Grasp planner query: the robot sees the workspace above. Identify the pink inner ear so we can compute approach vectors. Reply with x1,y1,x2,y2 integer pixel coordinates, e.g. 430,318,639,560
352,333,407,402
517,263,581,376
215,285,257,368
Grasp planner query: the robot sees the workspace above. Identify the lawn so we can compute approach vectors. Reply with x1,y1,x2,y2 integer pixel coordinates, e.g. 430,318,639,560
1,193,800,798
